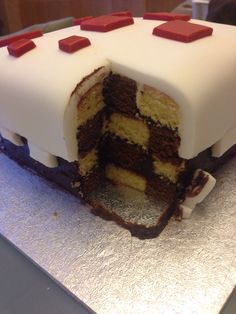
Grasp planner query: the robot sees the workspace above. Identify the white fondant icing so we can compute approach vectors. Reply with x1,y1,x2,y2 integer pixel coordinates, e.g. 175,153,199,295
0,18,236,163
182,169,216,218
212,128,236,157
64,66,110,161
180,205,194,219
28,142,58,168
0,128,24,146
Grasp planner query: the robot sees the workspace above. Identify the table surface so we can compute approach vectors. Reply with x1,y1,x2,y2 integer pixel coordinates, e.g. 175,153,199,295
0,234,95,314
0,152,236,314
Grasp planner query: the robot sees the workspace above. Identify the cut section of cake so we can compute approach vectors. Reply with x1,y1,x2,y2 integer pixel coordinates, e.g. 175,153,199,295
102,73,185,202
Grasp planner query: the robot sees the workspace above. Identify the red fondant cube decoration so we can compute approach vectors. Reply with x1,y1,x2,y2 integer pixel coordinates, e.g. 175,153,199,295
153,20,213,43
74,16,93,26
110,11,132,17
0,30,43,48
59,35,91,53
7,39,36,57
80,15,134,32
143,12,190,21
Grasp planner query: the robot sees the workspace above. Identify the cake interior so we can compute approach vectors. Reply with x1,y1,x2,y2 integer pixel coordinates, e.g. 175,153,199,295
76,71,186,204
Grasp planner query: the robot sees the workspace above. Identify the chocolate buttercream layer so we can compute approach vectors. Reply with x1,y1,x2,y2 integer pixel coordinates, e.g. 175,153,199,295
101,135,181,202
82,167,103,198
101,135,152,175
103,73,137,116
146,174,177,202
149,124,181,162
102,130,183,172
77,110,104,156
104,115,182,167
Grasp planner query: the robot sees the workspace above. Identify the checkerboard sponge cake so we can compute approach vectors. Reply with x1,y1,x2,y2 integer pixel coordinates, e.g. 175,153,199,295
1,14,236,237
102,74,184,201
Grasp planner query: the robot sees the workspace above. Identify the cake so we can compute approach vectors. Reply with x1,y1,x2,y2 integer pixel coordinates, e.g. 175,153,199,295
1,13,236,238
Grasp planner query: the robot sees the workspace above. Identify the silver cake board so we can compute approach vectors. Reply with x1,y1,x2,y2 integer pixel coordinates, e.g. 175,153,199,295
0,153,236,314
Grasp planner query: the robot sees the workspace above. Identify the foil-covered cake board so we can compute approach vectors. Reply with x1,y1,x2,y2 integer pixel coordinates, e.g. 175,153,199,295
0,152,236,314
88,182,170,238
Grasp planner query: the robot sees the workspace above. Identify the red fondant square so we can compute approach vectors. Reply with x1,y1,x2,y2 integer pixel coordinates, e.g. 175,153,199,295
59,35,91,53
0,30,43,48
80,15,134,32
7,38,36,57
143,12,190,21
153,20,213,43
